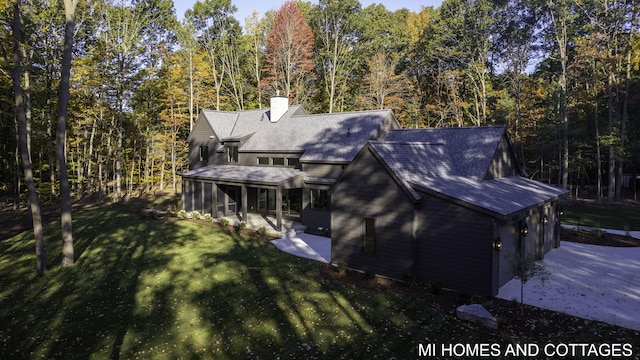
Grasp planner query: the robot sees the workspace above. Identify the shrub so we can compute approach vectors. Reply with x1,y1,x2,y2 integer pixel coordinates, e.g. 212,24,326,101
237,222,247,231
176,209,187,219
257,226,267,236
219,218,229,227
203,213,213,222
190,210,202,220
336,260,347,274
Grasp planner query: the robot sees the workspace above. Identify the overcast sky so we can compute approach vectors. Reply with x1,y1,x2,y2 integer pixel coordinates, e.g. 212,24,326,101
174,0,443,27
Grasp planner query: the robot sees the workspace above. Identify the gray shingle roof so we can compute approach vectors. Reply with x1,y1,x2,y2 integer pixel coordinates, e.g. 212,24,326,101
384,126,506,179
182,164,303,185
201,106,397,162
409,175,567,217
369,127,568,218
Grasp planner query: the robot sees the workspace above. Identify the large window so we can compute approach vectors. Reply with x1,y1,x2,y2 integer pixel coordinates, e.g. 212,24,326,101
199,146,208,162
363,218,376,254
287,157,300,168
272,157,285,166
310,189,329,210
257,157,269,165
226,145,238,163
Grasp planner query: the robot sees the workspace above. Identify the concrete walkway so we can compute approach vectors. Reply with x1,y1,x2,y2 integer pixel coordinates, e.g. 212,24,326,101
221,214,331,263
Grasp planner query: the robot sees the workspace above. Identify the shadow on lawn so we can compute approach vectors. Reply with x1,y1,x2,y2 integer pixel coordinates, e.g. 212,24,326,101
1,202,397,358
4,202,640,359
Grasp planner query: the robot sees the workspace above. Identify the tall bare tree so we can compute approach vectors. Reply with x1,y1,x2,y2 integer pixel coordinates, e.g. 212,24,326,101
314,0,360,113
10,0,46,274
56,0,79,267
547,0,571,188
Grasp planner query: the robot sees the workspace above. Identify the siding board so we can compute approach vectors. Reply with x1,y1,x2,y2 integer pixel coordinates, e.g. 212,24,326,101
414,195,494,295
331,148,414,280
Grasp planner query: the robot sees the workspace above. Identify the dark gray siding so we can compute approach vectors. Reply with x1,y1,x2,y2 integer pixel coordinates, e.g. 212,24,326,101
187,116,220,170
302,163,345,179
414,194,494,296
486,135,520,179
331,148,414,280
495,222,519,293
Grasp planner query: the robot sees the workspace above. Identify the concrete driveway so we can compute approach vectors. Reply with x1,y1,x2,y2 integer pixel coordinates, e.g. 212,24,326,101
497,241,640,331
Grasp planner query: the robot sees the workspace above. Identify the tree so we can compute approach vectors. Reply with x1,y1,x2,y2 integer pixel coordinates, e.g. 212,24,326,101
261,1,315,104
56,0,78,267
313,0,361,113
244,10,268,108
187,0,237,111
494,0,541,169
10,0,46,274
506,252,548,313
546,0,573,189
360,51,408,113
97,0,158,201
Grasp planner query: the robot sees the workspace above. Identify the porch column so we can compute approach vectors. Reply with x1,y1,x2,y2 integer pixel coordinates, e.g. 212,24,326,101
190,181,196,212
181,180,186,210
276,187,282,231
223,191,229,216
212,182,218,217
200,181,205,214
241,185,248,221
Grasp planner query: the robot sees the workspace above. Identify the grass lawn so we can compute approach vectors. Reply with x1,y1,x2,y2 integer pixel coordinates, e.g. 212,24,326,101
1,202,639,359
561,200,640,230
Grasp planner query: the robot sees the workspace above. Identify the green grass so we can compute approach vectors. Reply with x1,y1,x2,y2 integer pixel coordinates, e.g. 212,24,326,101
1,203,639,359
561,201,640,230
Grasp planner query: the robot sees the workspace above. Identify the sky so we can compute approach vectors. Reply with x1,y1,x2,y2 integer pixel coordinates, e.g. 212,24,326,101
174,0,443,26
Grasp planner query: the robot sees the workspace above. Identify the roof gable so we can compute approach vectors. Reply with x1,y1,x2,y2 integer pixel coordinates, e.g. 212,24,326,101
362,126,568,218
384,126,506,179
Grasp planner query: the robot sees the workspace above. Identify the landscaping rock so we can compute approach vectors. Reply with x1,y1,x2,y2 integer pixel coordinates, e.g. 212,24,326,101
456,304,498,329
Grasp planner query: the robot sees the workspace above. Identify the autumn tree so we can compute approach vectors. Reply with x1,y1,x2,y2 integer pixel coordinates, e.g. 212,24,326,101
261,1,315,104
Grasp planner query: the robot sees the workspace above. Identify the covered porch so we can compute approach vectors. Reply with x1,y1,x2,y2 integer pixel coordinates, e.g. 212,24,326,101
181,164,305,231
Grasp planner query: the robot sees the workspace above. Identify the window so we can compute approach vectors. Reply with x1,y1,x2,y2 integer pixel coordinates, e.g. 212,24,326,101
363,218,376,254
226,145,238,163
199,146,209,162
257,157,269,165
272,157,285,166
310,189,329,210
287,158,300,168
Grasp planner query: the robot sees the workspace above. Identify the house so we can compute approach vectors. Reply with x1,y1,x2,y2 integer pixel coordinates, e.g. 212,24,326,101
181,97,568,296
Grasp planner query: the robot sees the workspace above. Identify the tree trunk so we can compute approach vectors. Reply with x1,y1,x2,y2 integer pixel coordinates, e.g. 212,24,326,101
607,73,616,202
616,49,631,200
57,0,78,267
11,0,46,275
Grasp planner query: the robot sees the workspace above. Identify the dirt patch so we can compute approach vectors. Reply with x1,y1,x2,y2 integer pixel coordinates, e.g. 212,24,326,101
561,227,639,247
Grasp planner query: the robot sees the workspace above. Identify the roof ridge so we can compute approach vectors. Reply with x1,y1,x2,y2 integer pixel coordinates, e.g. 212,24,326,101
370,140,445,146
290,108,391,119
